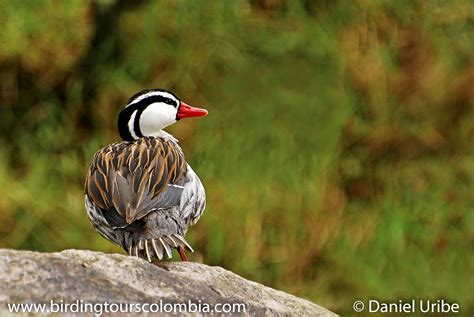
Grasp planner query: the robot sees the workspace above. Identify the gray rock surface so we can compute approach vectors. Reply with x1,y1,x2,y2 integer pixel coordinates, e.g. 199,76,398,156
0,249,337,316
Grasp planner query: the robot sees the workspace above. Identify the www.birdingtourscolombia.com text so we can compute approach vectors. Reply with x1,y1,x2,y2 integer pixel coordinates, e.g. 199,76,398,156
7,299,247,316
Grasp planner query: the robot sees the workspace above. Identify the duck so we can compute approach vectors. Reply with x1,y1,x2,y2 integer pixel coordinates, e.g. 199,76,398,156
84,89,208,262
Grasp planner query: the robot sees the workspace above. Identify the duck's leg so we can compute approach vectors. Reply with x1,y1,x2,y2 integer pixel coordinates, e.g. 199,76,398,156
178,246,188,261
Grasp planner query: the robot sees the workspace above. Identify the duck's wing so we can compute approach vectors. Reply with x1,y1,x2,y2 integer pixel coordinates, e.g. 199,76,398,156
85,137,187,227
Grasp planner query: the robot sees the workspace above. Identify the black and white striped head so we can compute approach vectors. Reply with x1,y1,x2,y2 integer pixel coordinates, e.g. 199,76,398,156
118,89,208,141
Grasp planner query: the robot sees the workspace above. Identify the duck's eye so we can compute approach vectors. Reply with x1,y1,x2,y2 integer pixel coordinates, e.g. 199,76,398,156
163,97,178,107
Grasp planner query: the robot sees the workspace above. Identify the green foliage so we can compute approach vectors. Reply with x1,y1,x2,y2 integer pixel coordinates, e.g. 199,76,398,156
0,0,472,314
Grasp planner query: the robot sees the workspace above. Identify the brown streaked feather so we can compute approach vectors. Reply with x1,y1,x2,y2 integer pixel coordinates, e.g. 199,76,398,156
85,137,187,225
112,173,129,218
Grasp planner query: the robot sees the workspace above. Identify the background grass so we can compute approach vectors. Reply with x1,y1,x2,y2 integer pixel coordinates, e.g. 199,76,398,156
0,0,472,315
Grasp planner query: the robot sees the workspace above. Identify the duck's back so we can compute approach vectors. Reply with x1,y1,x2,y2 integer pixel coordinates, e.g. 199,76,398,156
84,136,202,260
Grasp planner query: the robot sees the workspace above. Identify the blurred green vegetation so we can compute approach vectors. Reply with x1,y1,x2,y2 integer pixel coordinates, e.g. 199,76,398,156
0,0,472,315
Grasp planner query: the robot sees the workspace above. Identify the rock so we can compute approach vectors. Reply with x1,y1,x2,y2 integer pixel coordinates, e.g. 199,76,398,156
0,249,337,316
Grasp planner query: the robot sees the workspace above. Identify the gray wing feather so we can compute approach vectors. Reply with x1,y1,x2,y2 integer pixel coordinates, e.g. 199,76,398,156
153,184,184,210
121,183,184,223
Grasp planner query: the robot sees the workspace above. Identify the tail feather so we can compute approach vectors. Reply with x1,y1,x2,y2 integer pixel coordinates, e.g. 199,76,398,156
164,235,178,248
159,237,173,258
129,234,194,262
172,233,194,252
151,239,164,260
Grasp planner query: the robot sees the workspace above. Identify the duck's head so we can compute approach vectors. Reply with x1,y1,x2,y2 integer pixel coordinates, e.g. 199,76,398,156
118,89,208,141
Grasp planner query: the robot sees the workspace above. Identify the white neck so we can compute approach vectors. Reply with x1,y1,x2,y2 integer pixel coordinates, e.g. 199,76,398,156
148,130,179,143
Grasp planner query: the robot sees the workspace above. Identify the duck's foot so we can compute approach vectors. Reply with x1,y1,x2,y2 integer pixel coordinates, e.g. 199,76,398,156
178,246,188,261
